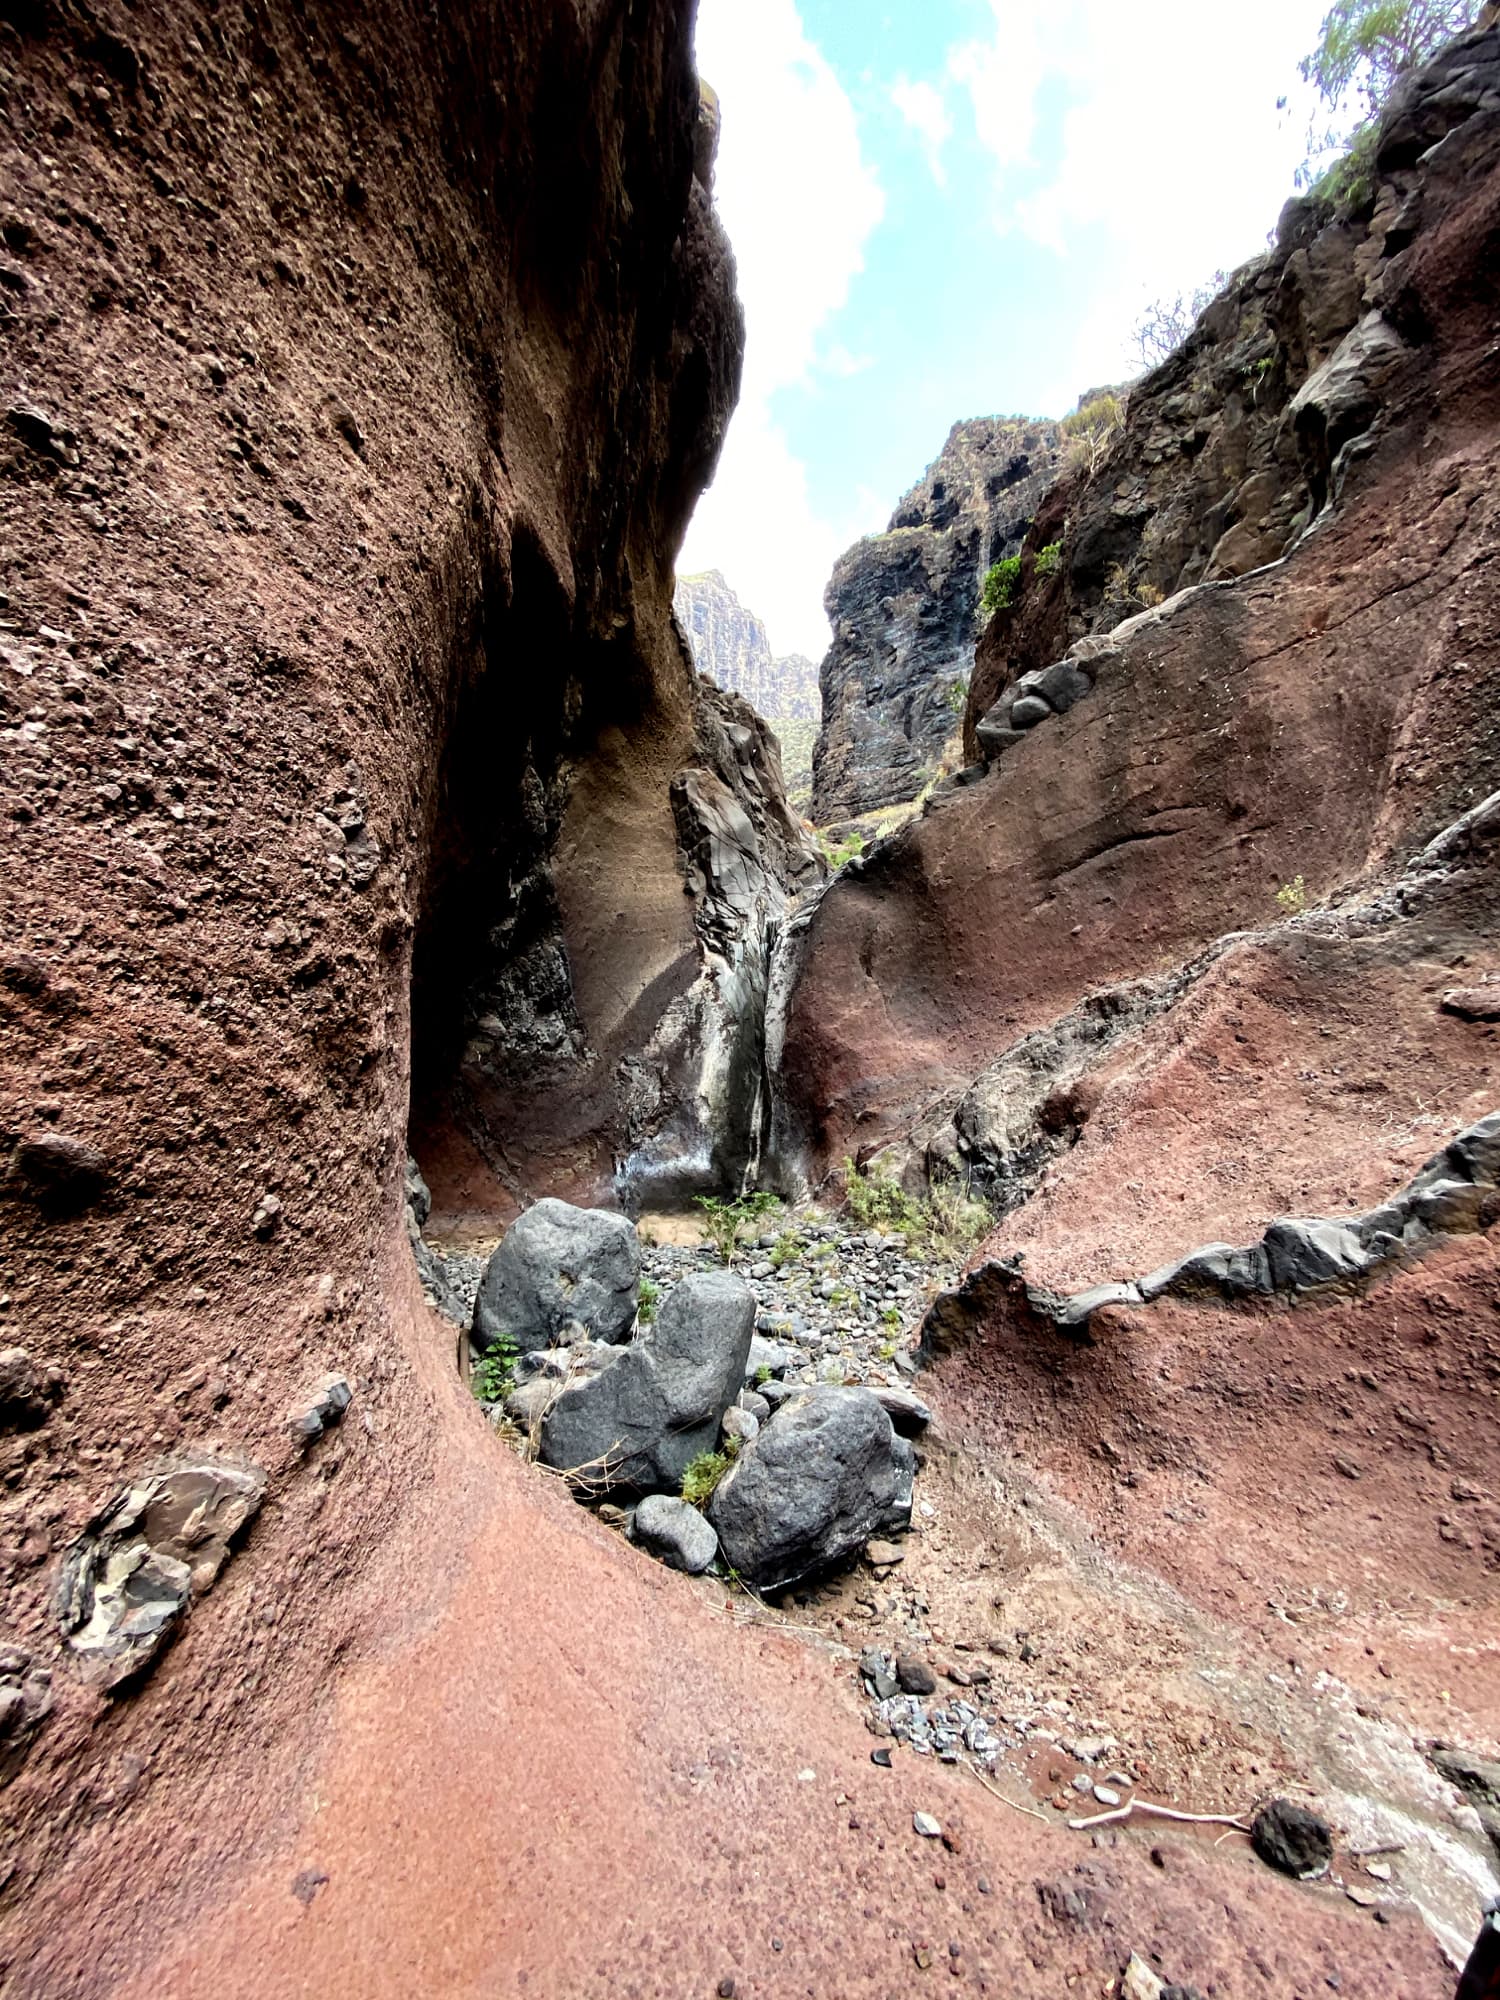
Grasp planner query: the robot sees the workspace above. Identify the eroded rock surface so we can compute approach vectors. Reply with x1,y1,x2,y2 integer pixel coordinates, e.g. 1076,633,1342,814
813,418,1062,822
472,1197,640,1355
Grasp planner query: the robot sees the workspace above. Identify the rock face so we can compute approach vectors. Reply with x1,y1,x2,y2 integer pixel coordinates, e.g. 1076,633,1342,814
472,1198,640,1355
781,24,1500,1186
709,1387,915,1591
812,418,1062,822
674,570,820,722
537,1270,755,1492
55,1459,266,1690
675,570,821,816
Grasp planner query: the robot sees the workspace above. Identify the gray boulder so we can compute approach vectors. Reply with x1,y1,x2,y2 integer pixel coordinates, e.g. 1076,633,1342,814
709,1387,915,1592
473,1198,640,1355
537,1271,754,1493
630,1493,719,1574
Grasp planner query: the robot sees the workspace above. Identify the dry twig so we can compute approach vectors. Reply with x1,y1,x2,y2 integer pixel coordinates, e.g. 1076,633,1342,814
1069,1797,1252,1833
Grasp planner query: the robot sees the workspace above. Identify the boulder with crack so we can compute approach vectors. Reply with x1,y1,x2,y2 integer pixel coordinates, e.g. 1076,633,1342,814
55,1458,266,1690
537,1270,754,1493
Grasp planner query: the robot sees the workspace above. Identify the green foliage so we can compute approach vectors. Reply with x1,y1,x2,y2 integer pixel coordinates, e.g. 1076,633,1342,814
754,1363,773,1386
695,1189,782,1265
1276,873,1308,915
1301,0,1477,118
1033,541,1063,581
637,1276,659,1326
768,1231,803,1271
472,1333,519,1403
1307,118,1380,209
1061,393,1124,475
980,554,1023,618
843,1157,927,1234
681,1449,732,1508
771,715,817,818
817,828,866,870
1297,3,1476,204
943,674,969,718
879,1303,902,1328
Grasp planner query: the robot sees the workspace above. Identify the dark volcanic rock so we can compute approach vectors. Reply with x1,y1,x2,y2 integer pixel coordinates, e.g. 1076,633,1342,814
473,1199,641,1356
708,1386,915,1591
630,1492,719,1574
537,1270,754,1493
813,417,1063,822
1249,1800,1333,1879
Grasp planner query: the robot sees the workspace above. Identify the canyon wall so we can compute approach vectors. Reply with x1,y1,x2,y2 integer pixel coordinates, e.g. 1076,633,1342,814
781,21,1500,1192
811,415,1062,824
0,0,789,1984
674,565,820,813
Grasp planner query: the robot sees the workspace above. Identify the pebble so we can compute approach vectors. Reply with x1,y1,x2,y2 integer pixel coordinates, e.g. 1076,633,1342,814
913,1812,942,1838
1093,1785,1122,1806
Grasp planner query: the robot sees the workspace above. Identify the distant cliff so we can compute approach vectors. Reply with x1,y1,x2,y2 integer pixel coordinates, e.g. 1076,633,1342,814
674,569,821,808
811,416,1063,824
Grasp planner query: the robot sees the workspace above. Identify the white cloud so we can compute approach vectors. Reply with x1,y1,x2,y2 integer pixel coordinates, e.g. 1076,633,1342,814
679,0,884,658
950,0,1329,393
891,76,954,186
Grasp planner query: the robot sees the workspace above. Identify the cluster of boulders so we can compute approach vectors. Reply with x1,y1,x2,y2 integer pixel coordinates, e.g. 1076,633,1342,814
469,1198,917,1589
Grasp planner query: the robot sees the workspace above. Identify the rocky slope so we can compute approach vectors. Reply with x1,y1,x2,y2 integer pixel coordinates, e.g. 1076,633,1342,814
776,20,1500,1968
811,416,1062,823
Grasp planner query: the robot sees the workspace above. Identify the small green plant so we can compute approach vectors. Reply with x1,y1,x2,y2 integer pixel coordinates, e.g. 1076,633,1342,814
1033,540,1063,582
943,674,969,718
681,1449,732,1508
694,1189,783,1265
926,1177,992,1259
880,1304,902,1328
980,553,1022,618
472,1332,519,1403
1276,873,1308,915
843,1157,927,1235
817,828,866,871
637,1276,660,1326
1061,393,1124,475
878,1338,898,1362
754,1363,772,1387
768,1231,803,1271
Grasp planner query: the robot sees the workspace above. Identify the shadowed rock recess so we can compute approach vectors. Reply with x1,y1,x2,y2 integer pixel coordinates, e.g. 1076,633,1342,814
2,3,1499,1996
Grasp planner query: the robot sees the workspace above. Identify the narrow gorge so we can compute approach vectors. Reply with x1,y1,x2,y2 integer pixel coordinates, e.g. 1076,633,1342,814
1,4,1498,1997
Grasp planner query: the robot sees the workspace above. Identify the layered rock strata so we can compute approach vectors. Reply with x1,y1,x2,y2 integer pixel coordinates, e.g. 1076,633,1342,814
811,417,1062,822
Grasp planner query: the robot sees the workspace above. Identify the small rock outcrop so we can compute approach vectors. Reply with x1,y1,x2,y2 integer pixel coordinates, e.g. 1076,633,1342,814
812,418,1062,822
473,1199,641,1356
55,1459,266,1690
537,1270,754,1492
709,1386,915,1591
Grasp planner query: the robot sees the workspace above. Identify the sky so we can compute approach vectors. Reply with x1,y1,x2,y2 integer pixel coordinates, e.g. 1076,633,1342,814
676,0,1335,659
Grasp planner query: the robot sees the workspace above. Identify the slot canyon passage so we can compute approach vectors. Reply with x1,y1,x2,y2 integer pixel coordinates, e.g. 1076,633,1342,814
2,1,1500,1995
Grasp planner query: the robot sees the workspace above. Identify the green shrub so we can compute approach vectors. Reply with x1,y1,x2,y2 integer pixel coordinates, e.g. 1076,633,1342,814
818,828,866,871
695,1190,783,1265
1276,873,1308,915
768,1231,803,1271
1033,541,1063,581
472,1333,519,1403
681,1449,732,1508
637,1276,659,1326
843,1157,926,1235
980,554,1022,618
